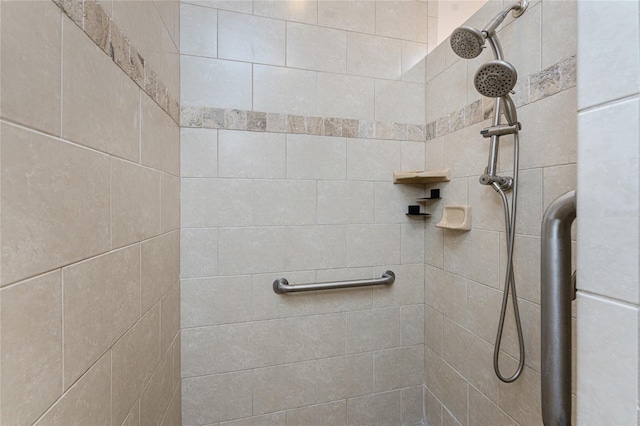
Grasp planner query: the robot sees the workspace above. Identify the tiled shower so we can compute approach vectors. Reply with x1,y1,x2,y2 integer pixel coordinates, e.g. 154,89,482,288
1,0,638,426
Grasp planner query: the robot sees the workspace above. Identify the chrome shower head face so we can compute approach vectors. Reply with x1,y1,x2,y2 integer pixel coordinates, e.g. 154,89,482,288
474,60,518,98
450,26,485,59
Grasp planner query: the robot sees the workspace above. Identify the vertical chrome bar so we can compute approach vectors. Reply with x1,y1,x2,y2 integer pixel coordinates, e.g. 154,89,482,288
485,35,504,178
541,190,576,426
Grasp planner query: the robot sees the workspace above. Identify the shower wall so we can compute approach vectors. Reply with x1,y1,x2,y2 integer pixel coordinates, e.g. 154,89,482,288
423,0,576,424
0,1,181,425
575,1,640,423
178,1,430,424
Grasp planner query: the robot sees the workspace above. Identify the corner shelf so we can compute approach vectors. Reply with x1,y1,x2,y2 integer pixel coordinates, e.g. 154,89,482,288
393,169,451,184
406,213,431,217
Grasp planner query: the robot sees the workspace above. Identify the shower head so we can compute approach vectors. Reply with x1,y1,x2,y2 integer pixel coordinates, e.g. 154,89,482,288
474,60,517,98
450,26,485,59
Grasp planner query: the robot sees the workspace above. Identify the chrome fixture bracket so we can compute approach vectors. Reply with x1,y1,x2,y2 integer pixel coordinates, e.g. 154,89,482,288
480,123,521,138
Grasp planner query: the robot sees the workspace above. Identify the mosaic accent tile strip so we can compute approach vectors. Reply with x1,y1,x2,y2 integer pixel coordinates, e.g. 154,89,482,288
52,0,180,124
426,55,577,140
180,107,427,142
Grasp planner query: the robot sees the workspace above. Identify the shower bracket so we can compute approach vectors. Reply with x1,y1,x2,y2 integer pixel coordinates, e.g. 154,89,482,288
480,123,521,138
479,168,513,191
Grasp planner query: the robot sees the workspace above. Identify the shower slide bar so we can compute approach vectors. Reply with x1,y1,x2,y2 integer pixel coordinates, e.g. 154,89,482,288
273,270,395,294
540,190,576,426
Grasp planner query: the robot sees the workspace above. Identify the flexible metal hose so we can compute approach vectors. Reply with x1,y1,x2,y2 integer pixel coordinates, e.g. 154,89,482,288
492,132,525,383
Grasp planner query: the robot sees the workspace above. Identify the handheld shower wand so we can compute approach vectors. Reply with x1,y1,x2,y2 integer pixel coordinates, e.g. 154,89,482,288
449,0,528,384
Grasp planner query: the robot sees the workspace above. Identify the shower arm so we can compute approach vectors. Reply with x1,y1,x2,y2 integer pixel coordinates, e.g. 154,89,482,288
483,1,528,36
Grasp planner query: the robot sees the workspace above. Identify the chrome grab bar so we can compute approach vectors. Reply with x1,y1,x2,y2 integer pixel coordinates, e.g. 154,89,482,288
541,190,576,426
273,270,395,294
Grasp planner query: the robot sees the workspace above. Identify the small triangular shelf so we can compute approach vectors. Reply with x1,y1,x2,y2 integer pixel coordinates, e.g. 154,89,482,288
393,169,451,184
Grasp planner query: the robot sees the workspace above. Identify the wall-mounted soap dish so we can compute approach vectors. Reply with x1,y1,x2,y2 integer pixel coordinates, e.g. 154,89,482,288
436,205,471,231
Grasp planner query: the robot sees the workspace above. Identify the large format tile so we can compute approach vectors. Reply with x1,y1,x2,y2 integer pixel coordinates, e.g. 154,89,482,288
253,0,317,25
180,3,217,58
346,138,401,181
317,73,375,120
34,353,111,426
424,348,468,424
318,1,375,34
253,361,317,415
218,11,286,66
346,224,401,267
218,130,286,179
63,20,140,161
63,246,140,387
180,228,218,278
288,401,347,426
141,95,180,176
1,124,110,285
0,272,62,426
253,65,317,116
286,134,346,180
346,307,400,353
112,307,161,426
347,32,401,80
375,1,428,43
111,158,162,248
347,390,402,426
375,80,425,124
180,128,218,178
1,0,61,134
373,346,424,392
181,56,253,110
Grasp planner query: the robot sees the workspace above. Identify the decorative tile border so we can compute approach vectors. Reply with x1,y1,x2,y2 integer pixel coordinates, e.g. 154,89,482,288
52,0,180,124
426,55,577,140
181,106,427,142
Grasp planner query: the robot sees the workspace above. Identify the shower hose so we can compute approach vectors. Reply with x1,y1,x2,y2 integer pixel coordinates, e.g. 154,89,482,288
492,132,525,383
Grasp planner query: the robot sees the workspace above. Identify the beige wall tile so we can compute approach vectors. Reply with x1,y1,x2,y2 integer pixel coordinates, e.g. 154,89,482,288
253,64,318,116
347,390,402,426
499,234,541,305
221,412,287,426
425,348,468,424
111,158,162,248
316,353,374,401
375,80,425,124
498,3,542,78
183,0,252,14
63,20,140,161
181,56,253,110
497,362,542,425
1,124,110,285
542,164,577,214
251,271,317,320
513,168,543,237
181,275,253,327
0,272,62,426
425,388,443,426
468,176,505,233
402,41,427,84
180,3,217,58
374,346,424,392
347,307,400,353
442,123,490,179
468,387,516,426
317,73,376,120
425,59,467,121
63,246,140,386
374,182,425,224
287,401,347,426
425,224,444,268
424,265,467,326
425,304,444,355
346,138,401,181
35,352,111,426
375,1,428,43
254,0,318,25
286,134,347,179
401,141,426,171
426,41,446,83
347,32,402,80
401,223,426,265
181,326,218,378
401,304,425,346
442,318,500,403
314,269,375,314
218,130,286,179
217,319,286,373
1,0,61,135
402,386,424,426
141,233,176,313
182,371,253,425
541,0,576,68
372,263,424,308
318,1,375,34
160,385,182,426
181,178,253,227
285,313,347,363
287,22,347,73
317,181,375,225
140,351,176,426
253,361,317,414
285,225,347,270
141,95,180,176
218,227,287,275
346,224,401,267
122,400,140,426
180,228,218,278
161,174,180,233
444,229,500,288
160,282,180,356
576,293,639,425
219,11,286,66
112,307,161,426
465,280,502,345
181,128,218,178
